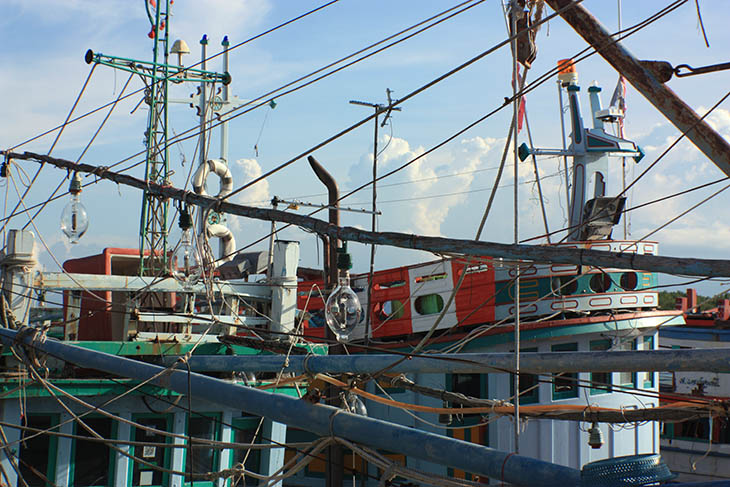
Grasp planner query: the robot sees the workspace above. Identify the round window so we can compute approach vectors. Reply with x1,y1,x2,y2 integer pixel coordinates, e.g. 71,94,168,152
414,294,445,315
620,272,638,291
589,273,613,293
552,276,578,295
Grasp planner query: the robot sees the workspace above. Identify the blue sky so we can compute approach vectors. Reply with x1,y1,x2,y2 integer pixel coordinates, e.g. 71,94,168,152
2,0,730,296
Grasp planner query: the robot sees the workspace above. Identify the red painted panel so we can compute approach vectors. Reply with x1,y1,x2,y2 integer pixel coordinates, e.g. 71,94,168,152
63,249,116,341
369,267,413,338
298,279,326,340
451,259,496,328
63,248,177,341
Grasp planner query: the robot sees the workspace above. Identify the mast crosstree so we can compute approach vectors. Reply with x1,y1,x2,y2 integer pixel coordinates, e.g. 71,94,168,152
84,0,229,276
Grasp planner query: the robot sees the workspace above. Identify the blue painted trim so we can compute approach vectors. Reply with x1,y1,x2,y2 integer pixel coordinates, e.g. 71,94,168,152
660,326,730,342
662,445,730,460
0,328,580,487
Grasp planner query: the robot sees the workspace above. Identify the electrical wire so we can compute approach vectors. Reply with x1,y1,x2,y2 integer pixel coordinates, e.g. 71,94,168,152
219,0,579,205
63,0,489,180
5,0,341,154
203,0,682,267
0,64,97,241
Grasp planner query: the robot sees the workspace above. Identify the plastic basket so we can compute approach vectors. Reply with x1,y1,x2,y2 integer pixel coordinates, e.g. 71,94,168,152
580,454,677,487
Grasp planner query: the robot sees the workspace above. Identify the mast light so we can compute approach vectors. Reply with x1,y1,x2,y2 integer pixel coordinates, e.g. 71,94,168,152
171,39,190,67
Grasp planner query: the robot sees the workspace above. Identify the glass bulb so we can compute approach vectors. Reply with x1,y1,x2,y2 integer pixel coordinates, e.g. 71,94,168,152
171,229,202,290
344,391,367,416
60,193,89,244
325,271,362,343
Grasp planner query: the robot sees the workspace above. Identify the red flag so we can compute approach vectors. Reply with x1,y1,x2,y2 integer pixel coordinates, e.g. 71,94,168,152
512,66,527,133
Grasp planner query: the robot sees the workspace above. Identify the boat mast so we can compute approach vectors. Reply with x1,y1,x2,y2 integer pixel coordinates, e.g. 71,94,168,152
84,4,230,277
138,0,172,275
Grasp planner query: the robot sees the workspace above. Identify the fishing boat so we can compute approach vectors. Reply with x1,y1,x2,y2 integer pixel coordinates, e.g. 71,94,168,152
659,289,730,482
293,63,684,482
4,1,730,486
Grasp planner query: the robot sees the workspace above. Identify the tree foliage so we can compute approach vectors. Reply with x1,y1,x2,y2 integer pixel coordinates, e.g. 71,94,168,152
657,290,730,311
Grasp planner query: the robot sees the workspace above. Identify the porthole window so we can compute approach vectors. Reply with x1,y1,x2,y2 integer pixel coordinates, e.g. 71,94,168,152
552,276,578,296
414,294,445,315
620,272,638,291
589,273,612,293
375,300,405,322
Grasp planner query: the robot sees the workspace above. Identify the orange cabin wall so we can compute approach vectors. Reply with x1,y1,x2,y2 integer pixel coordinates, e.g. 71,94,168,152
451,260,496,328
63,248,149,341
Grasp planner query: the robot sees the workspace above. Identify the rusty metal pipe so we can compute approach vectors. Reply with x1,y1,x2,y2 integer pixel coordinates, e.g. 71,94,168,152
306,155,344,487
307,155,339,287
545,0,730,178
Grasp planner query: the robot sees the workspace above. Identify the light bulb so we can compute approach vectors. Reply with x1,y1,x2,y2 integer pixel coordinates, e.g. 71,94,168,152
325,271,362,343
171,228,202,290
344,391,367,416
60,175,89,244
588,422,604,449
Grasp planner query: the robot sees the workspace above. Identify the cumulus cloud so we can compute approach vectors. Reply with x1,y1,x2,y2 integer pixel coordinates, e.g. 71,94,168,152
345,134,507,236
171,1,271,49
701,107,730,136
226,158,270,234
615,106,730,255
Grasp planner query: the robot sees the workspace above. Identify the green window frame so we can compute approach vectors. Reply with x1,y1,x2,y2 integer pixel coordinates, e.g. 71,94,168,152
183,413,222,487
642,336,655,388
589,339,612,395
18,414,59,487
510,347,539,404
552,343,579,400
130,414,172,487
447,373,488,425
286,428,324,479
230,417,262,485
70,415,115,487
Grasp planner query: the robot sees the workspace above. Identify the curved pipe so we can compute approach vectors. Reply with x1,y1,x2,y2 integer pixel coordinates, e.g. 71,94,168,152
307,155,339,287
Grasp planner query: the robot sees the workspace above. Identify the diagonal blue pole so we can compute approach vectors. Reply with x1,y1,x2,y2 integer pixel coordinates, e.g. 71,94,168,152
159,347,730,374
0,328,579,486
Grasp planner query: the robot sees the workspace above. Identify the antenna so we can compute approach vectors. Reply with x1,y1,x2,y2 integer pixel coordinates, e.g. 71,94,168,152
348,88,401,346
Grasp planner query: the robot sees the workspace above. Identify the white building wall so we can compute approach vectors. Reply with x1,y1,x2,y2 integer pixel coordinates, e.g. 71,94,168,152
488,329,659,470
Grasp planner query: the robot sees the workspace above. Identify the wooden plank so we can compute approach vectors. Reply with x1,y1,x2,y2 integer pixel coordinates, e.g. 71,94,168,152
9,151,730,277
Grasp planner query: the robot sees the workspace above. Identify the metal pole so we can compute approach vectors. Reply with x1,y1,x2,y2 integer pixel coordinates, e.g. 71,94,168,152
510,3,521,454
220,36,230,163
197,35,208,239
162,346,730,375
267,201,277,277
365,109,379,347
0,328,579,486
348,96,400,346
545,0,730,178
556,80,572,215
523,113,551,243
617,0,628,240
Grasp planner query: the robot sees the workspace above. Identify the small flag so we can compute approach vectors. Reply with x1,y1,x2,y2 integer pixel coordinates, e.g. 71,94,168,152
610,76,627,135
512,65,527,133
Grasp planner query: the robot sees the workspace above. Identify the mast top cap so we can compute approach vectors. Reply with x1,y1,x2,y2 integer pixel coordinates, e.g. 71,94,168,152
171,39,190,56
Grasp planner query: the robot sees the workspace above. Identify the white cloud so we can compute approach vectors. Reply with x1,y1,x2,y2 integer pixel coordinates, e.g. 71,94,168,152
346,134,503,236
701,107,730,136
226,158,270,235
171,1,271,49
